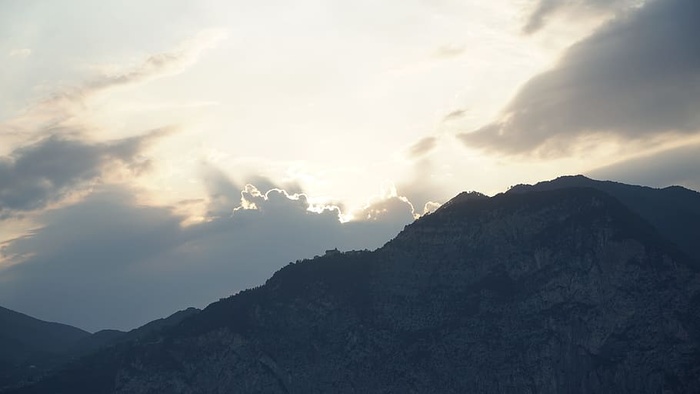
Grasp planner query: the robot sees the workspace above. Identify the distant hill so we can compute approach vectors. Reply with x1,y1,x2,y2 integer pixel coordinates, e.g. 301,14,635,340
0,306,89,387
7,180,700,393
68,307,201,357
0,305,89,366
0,306,199,391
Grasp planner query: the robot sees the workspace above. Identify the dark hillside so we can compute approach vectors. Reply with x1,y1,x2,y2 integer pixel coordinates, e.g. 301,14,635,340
7,185,700,393
509,175,700,261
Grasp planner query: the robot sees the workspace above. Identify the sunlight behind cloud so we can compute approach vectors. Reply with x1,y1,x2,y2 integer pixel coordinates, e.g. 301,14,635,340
2,0,699,331
79,0,568,214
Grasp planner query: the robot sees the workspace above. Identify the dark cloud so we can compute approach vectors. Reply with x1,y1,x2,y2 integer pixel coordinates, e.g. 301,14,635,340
524,0,635,34
461,0,700,155
442,109,467,122
0,31,230,330
1,37,181,214
0,128,168,217
0,180,415,331
407,137,437,159
587,142,700,191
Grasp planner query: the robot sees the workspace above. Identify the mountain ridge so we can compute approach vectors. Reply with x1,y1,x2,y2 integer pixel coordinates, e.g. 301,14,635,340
0,306,199,392
0,306,89,360
0,306,90,389
7,181,700,393
508,175,700,261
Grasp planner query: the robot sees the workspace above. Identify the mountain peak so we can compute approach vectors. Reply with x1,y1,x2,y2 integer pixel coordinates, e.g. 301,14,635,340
437,190,488,211
503,175,700,262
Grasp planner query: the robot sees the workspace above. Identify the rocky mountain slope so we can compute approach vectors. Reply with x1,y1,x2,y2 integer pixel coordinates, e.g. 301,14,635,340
6,183,700,393
509,175,700,260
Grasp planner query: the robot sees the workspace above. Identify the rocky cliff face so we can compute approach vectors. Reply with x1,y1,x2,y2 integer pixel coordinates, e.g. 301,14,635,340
8,187,700,393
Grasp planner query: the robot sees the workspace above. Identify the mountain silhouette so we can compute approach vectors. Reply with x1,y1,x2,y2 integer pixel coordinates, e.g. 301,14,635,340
509,175,700,261
0,306,89,387
0,307,199,391
4,178,700,393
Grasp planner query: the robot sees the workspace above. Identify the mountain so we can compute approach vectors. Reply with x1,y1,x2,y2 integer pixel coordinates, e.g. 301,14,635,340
0,307,199,391
68,307,200,358
5,182,700,393
0,306,89,386
509,175,700,261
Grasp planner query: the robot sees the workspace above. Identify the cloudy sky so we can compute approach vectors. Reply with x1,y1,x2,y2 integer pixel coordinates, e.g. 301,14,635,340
1,0,699,331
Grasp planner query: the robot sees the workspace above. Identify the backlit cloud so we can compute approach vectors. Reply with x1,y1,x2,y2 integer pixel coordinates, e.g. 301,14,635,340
0,177,415,331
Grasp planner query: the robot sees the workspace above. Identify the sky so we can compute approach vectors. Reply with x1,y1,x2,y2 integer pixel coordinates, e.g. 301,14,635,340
1,0,699,331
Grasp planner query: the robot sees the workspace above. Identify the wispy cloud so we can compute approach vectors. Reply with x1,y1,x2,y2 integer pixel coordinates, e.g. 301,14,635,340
433,44,466,59
1,29,227,141
8,48,31,58
78,29,227,97
407,137,438,159
442,109,468,122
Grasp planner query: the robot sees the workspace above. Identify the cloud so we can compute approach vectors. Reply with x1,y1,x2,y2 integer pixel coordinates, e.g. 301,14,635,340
0,187,188,330
0,178,415,331
405,107,469,161
433,44,466,59
442,109,467,122
407,136,437,159
587,141,700,191
0,30,213,216
200,164,244,218
1,29,225,140
8,48,31,58
523,0,639,34
460,0,700,155
396,158,445,217
351,183,417,223
78,29,227,97
0,128,169,217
